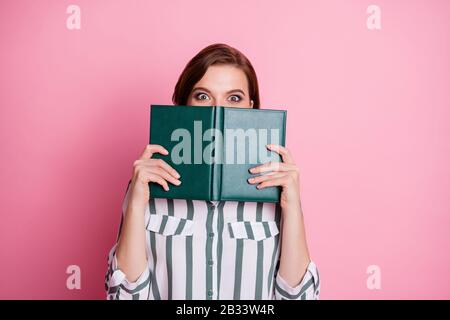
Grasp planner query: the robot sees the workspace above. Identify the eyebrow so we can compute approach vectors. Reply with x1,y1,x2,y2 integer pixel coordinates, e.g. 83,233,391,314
192,87,246,96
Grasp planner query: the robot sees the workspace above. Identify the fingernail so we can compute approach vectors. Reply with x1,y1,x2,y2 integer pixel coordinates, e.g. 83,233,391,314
247,178,254,183
249,167,256,173
175,180,181,185
175,173,181,178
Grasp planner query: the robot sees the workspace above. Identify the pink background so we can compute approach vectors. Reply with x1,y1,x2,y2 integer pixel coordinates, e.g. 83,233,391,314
1,0,449,299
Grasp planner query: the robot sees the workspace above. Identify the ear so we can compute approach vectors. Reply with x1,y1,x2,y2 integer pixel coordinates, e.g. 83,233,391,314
250,100,254,108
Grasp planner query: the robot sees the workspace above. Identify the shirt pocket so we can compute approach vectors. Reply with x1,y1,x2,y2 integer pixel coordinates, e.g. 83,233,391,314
227,221,279,241
146,214,194,236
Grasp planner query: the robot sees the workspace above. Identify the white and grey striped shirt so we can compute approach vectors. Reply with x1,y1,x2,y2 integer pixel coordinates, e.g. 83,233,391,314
105,181,320,300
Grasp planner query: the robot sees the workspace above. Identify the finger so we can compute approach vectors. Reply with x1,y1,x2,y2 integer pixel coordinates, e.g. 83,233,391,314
255,176,290,189
149,158,180,179
147,165,181,186
147,172,170,191
266,144,295,164
249,161,296,174
136,157,180,179
247,172,284,185
139,144,169,160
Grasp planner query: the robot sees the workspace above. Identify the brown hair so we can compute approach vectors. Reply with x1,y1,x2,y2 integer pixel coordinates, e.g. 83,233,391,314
172,43,260,109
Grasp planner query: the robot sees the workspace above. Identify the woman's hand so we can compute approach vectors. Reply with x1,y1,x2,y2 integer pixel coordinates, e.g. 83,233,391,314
247,144,301,210
128,144,181,208
116,143,180,283
248,144,311,287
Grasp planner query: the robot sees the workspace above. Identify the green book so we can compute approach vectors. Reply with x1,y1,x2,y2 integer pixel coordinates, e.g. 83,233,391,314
149,105,287,202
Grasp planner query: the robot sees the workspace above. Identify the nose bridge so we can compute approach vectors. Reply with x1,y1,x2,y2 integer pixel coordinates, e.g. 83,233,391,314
214,95,227,107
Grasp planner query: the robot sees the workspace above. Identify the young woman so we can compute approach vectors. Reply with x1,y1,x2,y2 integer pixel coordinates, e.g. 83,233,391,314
105,43,320,300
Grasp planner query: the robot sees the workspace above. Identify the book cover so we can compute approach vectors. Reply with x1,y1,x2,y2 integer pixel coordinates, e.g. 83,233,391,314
149,105,286,202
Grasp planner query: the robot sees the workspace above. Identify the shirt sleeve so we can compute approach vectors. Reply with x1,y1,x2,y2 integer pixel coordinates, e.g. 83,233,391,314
104,180,152,300
105,243,151,300
274,260,320,300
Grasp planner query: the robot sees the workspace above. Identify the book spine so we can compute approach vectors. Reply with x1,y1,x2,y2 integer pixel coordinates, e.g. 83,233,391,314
211,106,223,201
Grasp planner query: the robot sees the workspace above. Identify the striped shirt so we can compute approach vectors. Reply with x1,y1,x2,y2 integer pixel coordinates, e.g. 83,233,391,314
105,181,320,300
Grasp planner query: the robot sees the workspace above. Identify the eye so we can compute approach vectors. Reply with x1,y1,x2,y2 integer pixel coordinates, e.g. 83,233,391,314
228,95,242,103
195,92,210,101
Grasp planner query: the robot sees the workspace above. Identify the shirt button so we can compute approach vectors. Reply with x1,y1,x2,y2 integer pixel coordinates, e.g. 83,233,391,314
207,290,213,297
208,232,214,238
208,260,214,266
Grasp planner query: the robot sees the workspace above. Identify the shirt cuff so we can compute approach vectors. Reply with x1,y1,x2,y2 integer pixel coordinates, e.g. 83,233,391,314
106,250,151,300
274,260,320,300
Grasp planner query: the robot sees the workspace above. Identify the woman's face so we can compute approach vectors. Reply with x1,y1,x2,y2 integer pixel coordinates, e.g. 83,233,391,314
186,64,254,109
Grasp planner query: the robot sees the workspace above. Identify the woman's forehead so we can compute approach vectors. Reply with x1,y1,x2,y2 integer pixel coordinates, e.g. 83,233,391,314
193,65,249,93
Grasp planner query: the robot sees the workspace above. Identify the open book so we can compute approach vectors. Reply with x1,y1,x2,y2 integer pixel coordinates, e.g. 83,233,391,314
149,105,287,202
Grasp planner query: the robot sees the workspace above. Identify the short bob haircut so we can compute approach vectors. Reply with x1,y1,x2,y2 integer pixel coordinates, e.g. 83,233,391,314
172,43,260,109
